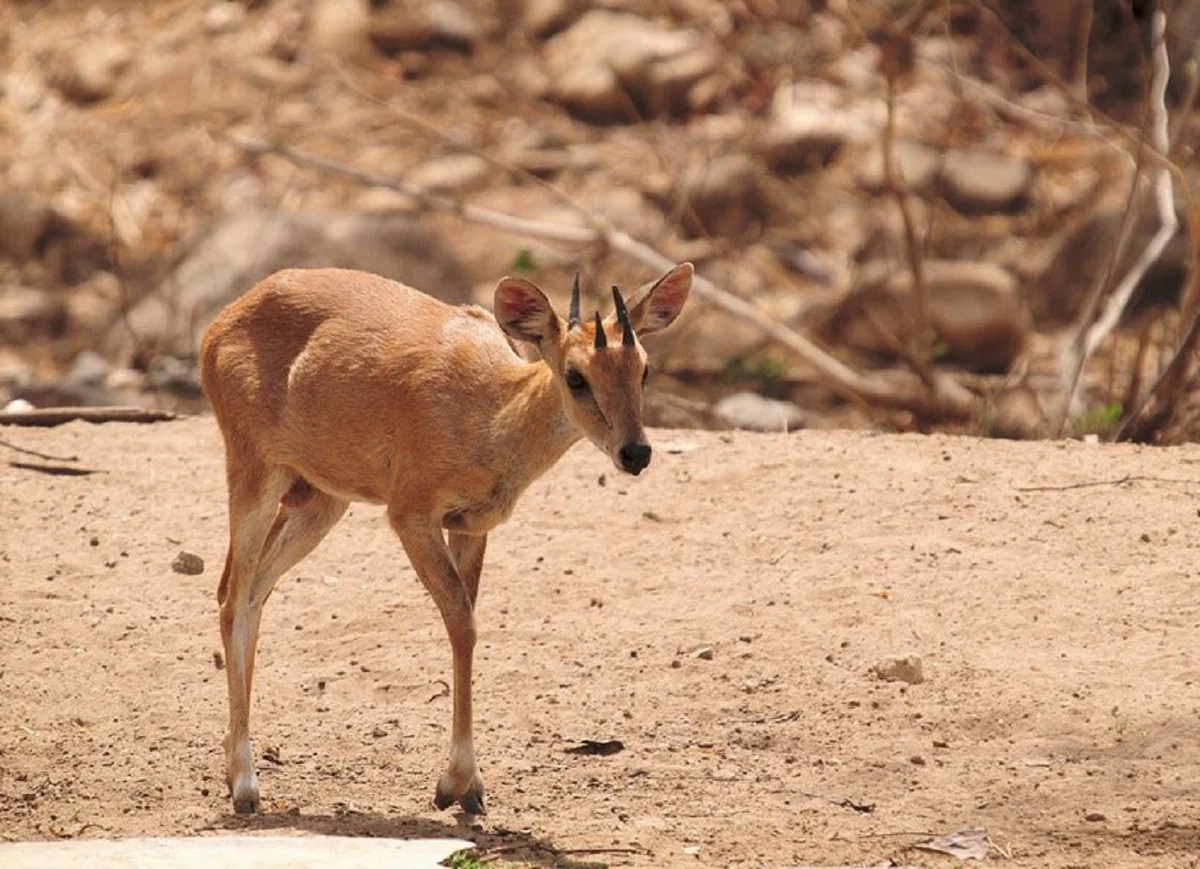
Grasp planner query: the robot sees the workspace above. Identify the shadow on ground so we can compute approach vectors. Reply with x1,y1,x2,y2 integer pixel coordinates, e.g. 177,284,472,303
212,809,634,867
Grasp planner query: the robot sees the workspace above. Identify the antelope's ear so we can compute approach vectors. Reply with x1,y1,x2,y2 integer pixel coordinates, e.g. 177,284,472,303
494,277,560,345
625,262,693,335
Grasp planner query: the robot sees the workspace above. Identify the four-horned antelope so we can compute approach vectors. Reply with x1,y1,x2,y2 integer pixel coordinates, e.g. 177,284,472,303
199,262,693,815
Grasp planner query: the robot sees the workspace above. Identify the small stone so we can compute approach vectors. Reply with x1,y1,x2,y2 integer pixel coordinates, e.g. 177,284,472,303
371,726,387,738
89,537,100,547
0,287,67,343
872,653,925,685
205,2,247,33
408,154,490,193
910,754,926,765
693,646,714,661
171,551,205,576
1085,811,1107,822
857,139,943,194
715,391,806,433
66,350,111,389
941,149,1034,214
523,0,577,39
59,43,132,103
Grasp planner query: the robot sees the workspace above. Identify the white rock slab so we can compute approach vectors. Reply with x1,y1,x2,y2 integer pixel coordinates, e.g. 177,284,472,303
0,834,476,869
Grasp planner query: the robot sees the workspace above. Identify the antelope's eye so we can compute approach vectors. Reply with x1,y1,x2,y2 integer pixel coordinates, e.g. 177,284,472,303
565,369,588,392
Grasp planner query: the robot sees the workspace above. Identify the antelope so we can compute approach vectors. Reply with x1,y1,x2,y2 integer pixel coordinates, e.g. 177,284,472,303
198,262,693,815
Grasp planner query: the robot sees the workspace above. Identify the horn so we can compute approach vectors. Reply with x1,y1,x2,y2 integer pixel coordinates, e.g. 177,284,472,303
568,272,581,330
593,310,607,349
612,285,635,346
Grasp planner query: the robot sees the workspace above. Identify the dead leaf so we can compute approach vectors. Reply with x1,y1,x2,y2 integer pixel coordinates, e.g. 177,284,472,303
914,827,990,861
565,739,624,756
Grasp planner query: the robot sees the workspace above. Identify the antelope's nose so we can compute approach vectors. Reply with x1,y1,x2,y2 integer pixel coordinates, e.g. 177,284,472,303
618,442,652,475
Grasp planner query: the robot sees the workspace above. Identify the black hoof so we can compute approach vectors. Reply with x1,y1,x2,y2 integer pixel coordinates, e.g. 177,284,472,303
459,790,486,816
433,785,457,811
233,798,259,815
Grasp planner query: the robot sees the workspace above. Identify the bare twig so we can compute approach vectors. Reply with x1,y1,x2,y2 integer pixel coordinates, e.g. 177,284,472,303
238,139,981,419
0,407,177,427
1071,0,1094,106
1056,10,1174,435
1014,474,1200,492
8,461,100,477
880,29,934,389
0,438,78,462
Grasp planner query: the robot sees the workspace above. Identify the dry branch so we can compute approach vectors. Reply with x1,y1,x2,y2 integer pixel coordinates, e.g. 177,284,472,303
237,139,980,420
0,406,177,427
1055,9,1174,435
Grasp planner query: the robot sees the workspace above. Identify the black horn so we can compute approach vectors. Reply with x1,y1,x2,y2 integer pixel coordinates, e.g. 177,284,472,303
612,285,635,346
593,311,607,349
568,272,581,330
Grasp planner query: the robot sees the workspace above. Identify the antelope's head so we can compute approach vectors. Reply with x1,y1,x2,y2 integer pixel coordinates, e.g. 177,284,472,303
493,263,693,475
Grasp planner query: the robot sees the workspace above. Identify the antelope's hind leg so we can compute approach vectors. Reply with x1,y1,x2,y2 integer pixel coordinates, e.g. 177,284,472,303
218,466,347,815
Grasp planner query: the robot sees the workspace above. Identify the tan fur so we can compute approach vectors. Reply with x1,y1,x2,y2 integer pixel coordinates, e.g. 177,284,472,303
199,263,692,815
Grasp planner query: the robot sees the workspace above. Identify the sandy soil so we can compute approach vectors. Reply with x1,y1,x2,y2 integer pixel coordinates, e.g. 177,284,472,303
1,418,1199,868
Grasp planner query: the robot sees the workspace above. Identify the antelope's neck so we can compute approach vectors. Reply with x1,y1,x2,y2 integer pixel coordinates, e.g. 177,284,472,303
494,360,580,485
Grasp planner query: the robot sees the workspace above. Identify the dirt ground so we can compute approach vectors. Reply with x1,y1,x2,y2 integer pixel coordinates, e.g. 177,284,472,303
1,418,1199,868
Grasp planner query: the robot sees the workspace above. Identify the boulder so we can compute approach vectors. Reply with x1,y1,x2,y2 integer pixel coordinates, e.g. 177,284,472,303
1031,207,1189,327
0,194,109,285
543,11,720,122
55,42,132,103
715,391,806,433
856,139,942,195
369,1,479,55
818,260,1031,374
941,149,1034,214
760,80,879,173
0,287,67,343
674,155,767,239
102,211,473,361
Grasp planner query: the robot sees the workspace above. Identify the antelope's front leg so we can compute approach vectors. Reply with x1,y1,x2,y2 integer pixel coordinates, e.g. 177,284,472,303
391,515,486,814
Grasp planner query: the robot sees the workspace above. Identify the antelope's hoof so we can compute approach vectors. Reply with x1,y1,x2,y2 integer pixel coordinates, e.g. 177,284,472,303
233,796,260,815
433,773,486,815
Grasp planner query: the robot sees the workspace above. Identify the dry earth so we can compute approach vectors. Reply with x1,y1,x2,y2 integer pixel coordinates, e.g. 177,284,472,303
2,418,1199,868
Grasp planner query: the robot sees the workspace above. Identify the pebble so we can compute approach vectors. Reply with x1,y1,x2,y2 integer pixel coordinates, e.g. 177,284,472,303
872,653,925,685
171,551,205,576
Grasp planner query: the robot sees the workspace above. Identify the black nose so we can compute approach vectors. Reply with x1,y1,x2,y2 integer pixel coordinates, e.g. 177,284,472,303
618,442,652,475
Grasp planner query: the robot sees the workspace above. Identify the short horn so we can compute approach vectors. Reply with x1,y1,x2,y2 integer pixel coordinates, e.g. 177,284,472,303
568,272,581,330
612,285,635,346
593,310,607,349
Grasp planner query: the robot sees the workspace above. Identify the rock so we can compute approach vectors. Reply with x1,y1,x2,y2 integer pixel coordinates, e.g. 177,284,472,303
941,149,1034,214
1031,207,1189,327
4,398,35,413
543,11,720,122
873,654,924,685
172,551,205,576
856,139,942,195
523,0,578,39
369,1,478,55
0,287,67,343
205,2,247,33
65,351,111,390
1084,811,1107,823
0,194,108,284
103,211,473,361
692,646,714,660
819,260,1031,374
308,0,372,59
671,155,766,239
147,356,202,397
715,391,806,433
408,154,490,193
983,385,1046,441
57,42,132,103
761,80,879,172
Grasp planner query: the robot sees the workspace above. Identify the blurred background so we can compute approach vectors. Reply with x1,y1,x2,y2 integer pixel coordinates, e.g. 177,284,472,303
2,0,1198,441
